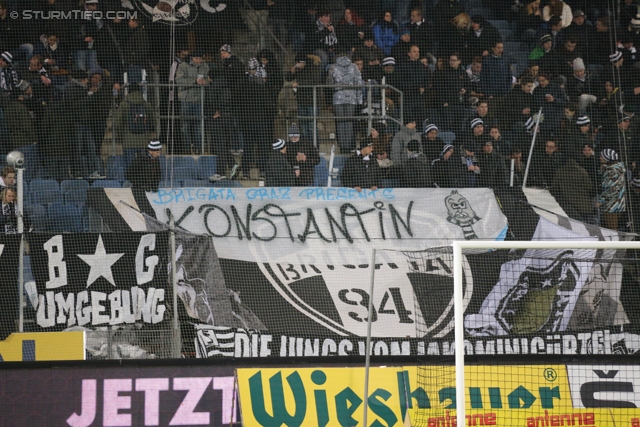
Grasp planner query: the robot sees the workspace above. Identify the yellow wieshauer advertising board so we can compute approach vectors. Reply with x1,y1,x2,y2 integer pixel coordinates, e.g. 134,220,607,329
0,332,85,361
237,365,631,426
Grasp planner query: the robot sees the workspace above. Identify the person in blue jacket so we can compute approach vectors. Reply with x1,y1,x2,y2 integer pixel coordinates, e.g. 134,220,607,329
372,11,400,57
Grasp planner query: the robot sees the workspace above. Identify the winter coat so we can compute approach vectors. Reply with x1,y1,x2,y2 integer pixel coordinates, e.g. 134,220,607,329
285,61,323,107
114,90,158,149
0,202,17,234
285,139,320,186
550,158,594,215
327,56,362,105
391,126,422,164
477,151,508,189
398,155,432,187
599,162,627,213
372,19,400,56
126,152,162,192
176,60,210,103
479,54,512,97
267,151,297,187
431,156,462,188
341,151,383,189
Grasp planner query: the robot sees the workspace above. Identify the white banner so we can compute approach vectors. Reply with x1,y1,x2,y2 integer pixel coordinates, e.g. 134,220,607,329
148,187,508,264
567,365,640,408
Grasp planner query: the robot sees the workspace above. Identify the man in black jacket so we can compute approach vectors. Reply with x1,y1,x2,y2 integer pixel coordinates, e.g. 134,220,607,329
341,139,382,191
126,140,162,218
267,139,296,187
285,123,320,187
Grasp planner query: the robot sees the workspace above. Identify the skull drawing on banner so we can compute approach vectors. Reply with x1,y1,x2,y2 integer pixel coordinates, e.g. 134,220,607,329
445,190,481,239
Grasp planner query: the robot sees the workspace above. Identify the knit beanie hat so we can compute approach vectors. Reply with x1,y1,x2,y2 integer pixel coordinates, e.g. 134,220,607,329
425,124,438,134
576,116,590,126
1,52,13,64
288,123,301,138
573,58,585,71
601,148,618,162
609,51,623,63
470,118,484,130
441,144,454,156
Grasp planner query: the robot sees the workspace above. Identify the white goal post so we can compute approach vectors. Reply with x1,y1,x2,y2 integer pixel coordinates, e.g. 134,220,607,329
451,240,640,427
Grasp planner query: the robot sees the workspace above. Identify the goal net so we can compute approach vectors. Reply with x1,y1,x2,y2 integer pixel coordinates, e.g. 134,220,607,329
373,240,640,427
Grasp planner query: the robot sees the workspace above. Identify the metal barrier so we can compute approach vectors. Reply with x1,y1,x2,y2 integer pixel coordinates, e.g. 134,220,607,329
296,82,404,147
110,81,403,154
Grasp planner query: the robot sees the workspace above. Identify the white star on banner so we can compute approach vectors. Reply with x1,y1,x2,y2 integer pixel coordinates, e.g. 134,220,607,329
78,235,124,287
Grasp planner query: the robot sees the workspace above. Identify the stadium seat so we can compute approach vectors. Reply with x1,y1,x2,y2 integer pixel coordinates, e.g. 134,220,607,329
18,144,44,181
30,189,61,205
503,41,522,54
329,155,349,187
197,156,218,180
172,156,196,170
173,167,197,181
25,204,48,232
382,179,399,188
60,179,89,194
468,7,495,20
48,203,83,232
30,178,60,193
212,180,242,188
439,131,456,146
488,20,511,32
65,188,88,207
499,29,513,42
91,180,122,188
182,179,212,188
107,156,126,181
313,157,329,187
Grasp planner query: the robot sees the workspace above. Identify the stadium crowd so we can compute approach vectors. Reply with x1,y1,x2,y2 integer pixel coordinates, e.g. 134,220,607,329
0,0,639,232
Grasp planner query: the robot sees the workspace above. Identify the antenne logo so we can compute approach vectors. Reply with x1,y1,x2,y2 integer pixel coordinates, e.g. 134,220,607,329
128,0,226,25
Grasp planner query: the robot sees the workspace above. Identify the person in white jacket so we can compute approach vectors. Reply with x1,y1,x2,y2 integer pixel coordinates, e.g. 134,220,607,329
543,0,573,28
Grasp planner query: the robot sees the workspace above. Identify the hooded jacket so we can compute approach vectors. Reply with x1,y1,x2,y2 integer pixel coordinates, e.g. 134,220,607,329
327,55,362,105
176,59,210,103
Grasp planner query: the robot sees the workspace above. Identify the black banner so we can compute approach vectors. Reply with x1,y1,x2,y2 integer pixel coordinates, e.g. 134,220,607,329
28,233,170,331
0,235,20,340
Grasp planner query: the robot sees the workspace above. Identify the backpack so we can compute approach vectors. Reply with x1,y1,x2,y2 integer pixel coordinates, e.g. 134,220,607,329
126,101,149,134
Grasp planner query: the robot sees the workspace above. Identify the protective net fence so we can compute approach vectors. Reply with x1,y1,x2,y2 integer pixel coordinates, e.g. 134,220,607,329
387,245,640,427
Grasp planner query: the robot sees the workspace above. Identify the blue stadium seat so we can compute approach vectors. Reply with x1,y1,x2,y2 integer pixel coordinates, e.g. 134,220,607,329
329,155,349,187
107,156,126,181
499,29,513,42
212,180,242,188
182,179,212,188
468,7,495,20
25,204,48,232
48,203,82,232
60,179,89,194
174,167,197,181
488,20,511,32
30,178,59,193
31,190,61,205
197,156,218,180
91,180,122,188
18,144,44,181
65,188,88,207
439,131,456,146
313,157,329,187
172,156,196,170
382,179,399,188
503,41,522,54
